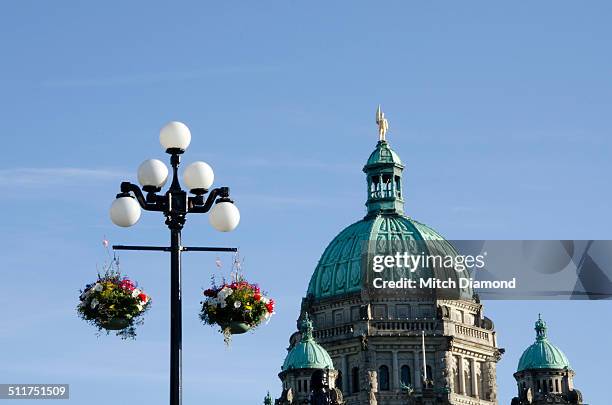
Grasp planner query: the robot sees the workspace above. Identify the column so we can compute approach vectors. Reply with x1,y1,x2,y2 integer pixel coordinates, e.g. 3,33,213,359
392,350,400,390
413,350,421,389
341,354,348,393
486,360,496,401
458,355,465,395
470,358,478,399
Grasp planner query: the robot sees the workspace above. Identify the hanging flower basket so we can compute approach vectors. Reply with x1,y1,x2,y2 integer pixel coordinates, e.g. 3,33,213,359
200,276,275,344
77,269,151,339
100,317,131,330
218,321,251,335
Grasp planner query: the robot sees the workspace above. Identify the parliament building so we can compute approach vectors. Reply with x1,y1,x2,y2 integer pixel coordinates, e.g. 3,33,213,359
269,109,584,405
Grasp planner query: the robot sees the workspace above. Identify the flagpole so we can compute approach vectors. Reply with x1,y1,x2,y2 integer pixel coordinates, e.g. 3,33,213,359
422,330,427,385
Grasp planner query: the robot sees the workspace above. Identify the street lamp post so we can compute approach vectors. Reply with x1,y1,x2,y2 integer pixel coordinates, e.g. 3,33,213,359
109,121,240,405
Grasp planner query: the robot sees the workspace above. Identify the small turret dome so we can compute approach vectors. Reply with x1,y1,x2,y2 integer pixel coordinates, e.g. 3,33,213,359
517,315,571,372
282,313,334,371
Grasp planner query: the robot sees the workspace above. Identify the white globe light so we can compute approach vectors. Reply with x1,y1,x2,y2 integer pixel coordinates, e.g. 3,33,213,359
209,201,240,232
183,161,214,192
160,121,191,151
110,196,141,227
137,159,168,188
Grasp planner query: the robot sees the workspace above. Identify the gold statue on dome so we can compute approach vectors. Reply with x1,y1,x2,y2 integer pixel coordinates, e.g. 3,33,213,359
376,105,389,142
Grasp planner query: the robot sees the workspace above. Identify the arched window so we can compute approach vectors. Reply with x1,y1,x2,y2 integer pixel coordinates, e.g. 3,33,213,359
395,175,401,197
371,176,381,198
351,367,360,394
382,174,392,197
336,371,343,393
400,365,411,387
378,365,390,391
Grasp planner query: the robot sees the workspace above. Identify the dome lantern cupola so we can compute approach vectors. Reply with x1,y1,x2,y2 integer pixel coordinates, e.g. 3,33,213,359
363,106,405,218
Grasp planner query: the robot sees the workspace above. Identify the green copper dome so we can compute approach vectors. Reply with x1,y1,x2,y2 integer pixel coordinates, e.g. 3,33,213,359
306,138,473,301
517,315,571,372
282,314,335,371
366,140,403,166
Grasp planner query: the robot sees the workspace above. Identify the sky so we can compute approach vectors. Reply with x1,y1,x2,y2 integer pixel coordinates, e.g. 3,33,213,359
0,1,610,404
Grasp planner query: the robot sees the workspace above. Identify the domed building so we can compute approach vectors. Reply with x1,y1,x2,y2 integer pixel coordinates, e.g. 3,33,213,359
277,313,343,404
276,108,503,405
511,316,583,404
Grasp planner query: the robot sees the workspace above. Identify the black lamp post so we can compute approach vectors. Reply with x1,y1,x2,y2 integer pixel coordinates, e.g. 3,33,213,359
109,121,240,405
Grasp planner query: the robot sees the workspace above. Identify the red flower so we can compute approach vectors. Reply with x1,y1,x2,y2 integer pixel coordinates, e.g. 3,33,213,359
138,293,148,302
253,292,261,301
266,299,275,313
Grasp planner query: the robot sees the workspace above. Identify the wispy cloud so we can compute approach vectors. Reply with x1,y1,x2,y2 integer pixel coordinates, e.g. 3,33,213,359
235,157,359,172
0,167,128,187
41,65,279,88
236,193,330,207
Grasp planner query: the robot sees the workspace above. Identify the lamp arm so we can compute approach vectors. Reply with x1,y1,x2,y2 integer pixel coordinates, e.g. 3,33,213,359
120,182,164,211
188,186,230,214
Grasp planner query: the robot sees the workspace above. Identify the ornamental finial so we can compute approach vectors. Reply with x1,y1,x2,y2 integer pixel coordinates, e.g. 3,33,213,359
535,314,548,340
300,312,314,341
376,105,389,142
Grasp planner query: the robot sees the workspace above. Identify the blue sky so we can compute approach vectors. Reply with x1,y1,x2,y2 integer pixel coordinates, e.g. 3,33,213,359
0,1,610,403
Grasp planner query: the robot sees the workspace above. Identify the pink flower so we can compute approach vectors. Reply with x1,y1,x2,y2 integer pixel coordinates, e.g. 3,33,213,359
120,279,136,291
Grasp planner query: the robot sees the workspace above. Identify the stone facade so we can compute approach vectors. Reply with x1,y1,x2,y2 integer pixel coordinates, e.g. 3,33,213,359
277,367,341,404
511,368,582,404
298,294,502,405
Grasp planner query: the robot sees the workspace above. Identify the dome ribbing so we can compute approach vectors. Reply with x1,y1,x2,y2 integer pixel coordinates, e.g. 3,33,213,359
282,313,334,371
517,315,571,372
